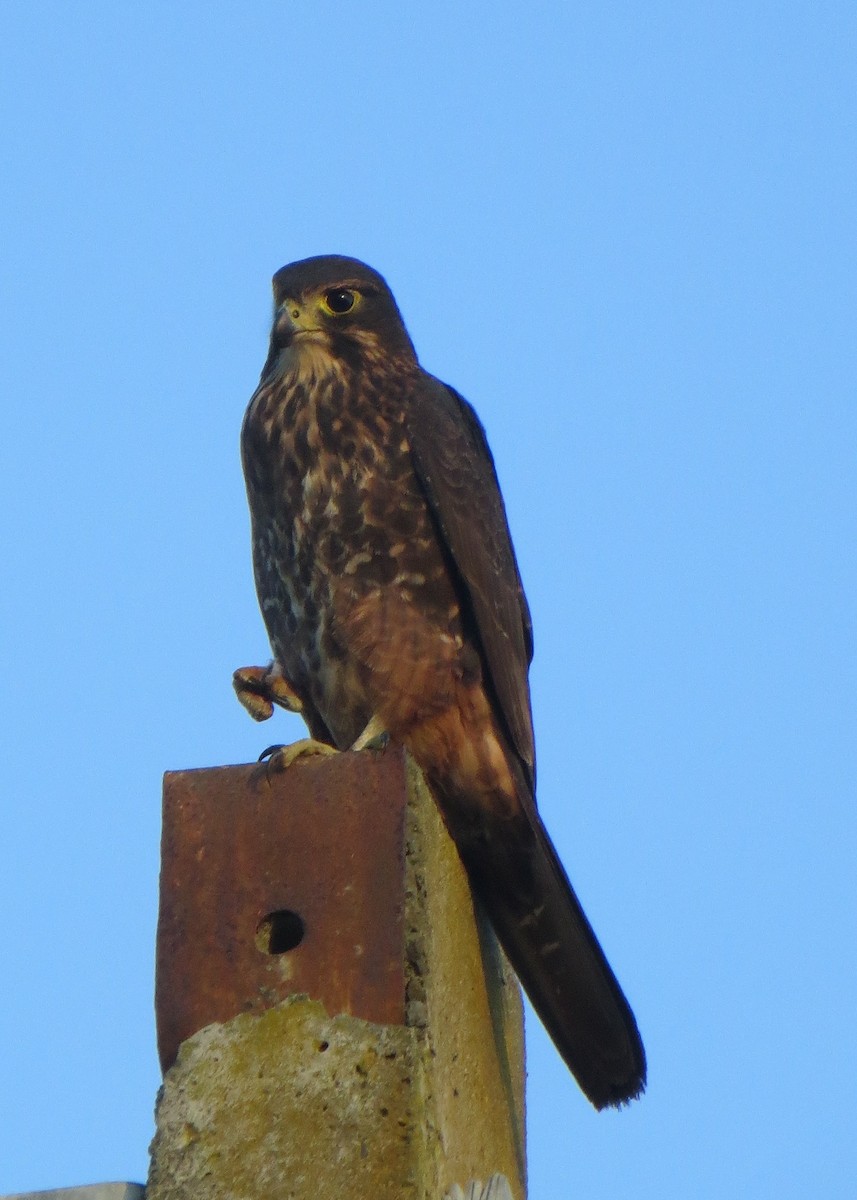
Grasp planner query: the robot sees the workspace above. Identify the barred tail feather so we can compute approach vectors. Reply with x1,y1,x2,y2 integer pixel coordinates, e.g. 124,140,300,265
451,800,646,1109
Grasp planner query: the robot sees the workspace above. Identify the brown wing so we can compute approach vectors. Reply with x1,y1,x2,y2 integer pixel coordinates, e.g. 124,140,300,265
405,374,536,785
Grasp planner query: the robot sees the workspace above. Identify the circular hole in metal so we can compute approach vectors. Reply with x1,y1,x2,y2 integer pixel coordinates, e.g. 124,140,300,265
256,909,305,954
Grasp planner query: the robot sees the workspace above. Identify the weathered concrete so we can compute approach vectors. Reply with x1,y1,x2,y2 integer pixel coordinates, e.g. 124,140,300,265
148,998,429,1198
402,759,526,1193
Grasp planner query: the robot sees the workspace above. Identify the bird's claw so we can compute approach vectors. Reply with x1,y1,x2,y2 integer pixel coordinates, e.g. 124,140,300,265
254,720,389,780
258,738,340,772
233,663,304,722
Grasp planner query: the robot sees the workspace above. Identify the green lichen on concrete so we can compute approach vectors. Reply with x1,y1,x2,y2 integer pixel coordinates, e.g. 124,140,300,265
148,996,437,1200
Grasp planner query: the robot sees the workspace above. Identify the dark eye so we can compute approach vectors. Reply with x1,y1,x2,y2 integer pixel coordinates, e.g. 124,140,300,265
324,288,356,314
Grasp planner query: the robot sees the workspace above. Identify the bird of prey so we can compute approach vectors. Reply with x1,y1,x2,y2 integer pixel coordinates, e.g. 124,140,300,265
234,255,645,1109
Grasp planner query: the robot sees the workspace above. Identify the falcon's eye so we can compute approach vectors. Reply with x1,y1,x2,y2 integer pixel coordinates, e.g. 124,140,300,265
323,288,357,314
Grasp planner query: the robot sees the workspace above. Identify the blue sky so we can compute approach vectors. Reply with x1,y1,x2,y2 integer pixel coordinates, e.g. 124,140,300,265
1,3,854,1196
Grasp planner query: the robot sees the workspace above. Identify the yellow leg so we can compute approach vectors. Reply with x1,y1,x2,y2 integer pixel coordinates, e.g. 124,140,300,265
350,714,390,752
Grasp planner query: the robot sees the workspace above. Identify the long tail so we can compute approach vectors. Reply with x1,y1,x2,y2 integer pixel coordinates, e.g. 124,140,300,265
448,796,646,1109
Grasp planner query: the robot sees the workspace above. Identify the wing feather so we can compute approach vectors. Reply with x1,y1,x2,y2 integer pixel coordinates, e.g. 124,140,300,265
405,375,536,782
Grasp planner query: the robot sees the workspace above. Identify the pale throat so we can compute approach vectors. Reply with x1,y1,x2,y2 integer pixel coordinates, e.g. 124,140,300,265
274,333,346,388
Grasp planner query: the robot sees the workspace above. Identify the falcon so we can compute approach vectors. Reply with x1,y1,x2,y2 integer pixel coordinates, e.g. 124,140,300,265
234,255,646,1109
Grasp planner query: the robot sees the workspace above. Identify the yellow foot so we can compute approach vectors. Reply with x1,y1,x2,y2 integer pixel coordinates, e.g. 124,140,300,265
233,662,304,722
259,738,340,772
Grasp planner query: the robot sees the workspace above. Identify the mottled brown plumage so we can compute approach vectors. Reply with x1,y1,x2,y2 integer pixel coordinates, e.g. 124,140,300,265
237,255,645,1109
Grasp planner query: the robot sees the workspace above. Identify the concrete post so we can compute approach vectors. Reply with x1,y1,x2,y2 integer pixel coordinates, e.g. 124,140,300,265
147,748,526,1199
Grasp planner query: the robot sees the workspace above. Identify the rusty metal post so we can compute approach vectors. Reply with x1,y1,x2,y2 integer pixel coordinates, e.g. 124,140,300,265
154,748,411,1071
147,748,526,1200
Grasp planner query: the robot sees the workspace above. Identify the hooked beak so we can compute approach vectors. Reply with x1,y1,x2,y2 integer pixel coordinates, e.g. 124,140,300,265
273,301,324,348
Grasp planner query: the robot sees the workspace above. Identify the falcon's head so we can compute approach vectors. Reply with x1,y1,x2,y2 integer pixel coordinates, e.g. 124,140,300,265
262,255,417,379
